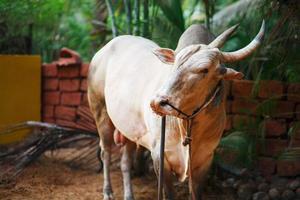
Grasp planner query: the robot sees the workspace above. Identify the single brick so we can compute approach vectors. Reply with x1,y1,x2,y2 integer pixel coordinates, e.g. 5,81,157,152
81,63,90,77
232,115,256,129
257,157,276,176
264,119,287,137
61,92,81,106
55,106,76,120
55,48,82,66
43,117,55,123
287,83,300,102
224,80,232,97
289,121,300,140
257,139,288,157
259,100,295,118
231,80,254,98
43,105,54,118
59,48,82,63
272,101,295,118
226,100,232,113
58,66,80,78
231,98,258,115
225,115,233,131
43,91,60,105
258,80,284,99
297,104,300,120
82,92,89,106
59,79,80,91
42,63,57,77
80,79,87,91
43,78,59,91
277,160,300,177
291,138,300,147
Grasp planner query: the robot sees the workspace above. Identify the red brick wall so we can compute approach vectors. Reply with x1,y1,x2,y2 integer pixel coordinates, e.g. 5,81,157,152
41,48,300,177
226,79,300,177
42,48,96,133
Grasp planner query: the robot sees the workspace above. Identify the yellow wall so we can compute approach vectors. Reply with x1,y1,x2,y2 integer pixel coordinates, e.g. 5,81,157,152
0,55,41,144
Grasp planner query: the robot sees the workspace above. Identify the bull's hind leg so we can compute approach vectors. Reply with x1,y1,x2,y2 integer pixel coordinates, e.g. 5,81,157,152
121,140,136,200
95,108,115,200
88,89,115,200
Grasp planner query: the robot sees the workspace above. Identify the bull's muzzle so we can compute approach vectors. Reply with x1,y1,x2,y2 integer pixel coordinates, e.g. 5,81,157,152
150,95,170,116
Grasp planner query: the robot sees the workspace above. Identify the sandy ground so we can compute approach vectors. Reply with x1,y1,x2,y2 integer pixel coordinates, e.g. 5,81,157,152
0,156,236,200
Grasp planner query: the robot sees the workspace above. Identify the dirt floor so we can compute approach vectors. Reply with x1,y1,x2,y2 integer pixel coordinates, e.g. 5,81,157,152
0,156,236,200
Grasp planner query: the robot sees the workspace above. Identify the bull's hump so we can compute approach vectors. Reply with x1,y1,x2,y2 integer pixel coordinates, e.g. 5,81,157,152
175,24,215,53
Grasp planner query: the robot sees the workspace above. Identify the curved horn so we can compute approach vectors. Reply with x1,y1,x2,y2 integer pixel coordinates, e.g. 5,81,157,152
220,20,265,63
208,24,239,48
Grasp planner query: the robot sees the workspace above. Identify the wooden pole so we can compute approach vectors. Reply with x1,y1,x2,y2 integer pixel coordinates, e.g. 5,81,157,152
158,116,166,200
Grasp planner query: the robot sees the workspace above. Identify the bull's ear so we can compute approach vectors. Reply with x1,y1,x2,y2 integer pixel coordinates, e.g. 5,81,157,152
153,48,175,65
221,67,244,80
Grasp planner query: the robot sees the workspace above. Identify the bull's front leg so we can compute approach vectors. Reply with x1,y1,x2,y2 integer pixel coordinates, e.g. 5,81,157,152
189,154,213,200
120,139,136,200
133,145,148,176
152,146,175,200
189,177,203,200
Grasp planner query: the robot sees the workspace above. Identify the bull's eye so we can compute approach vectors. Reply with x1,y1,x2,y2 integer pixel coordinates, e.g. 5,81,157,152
200,68,209,74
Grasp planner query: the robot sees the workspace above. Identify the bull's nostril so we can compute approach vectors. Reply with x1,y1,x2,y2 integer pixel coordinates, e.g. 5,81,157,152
159,100,168,107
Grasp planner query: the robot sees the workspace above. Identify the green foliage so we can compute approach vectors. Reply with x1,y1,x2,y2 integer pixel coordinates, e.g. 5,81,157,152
277,122,300,161
0,0,95,62
1,0,298,81
155,0,185,32
215,131,255,172
220,0,300,82
256,99,277,117
278,147,300,161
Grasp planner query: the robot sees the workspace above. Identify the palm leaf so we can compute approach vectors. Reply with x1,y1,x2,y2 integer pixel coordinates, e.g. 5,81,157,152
155,0,185,32
278,147,300,161
215,131,254,170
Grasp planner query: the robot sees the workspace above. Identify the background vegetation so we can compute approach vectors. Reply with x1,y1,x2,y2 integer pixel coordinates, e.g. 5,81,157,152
0,0,298,82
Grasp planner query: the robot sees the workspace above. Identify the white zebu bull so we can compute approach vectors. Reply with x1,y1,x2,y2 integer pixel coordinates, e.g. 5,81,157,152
88,21,265,200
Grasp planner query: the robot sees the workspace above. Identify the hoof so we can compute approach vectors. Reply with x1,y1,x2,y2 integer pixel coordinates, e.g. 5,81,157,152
103,193,114,200
124,195,134,200
103,187,114,200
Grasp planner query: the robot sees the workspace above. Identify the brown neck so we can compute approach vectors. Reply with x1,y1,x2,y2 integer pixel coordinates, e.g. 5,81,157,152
188,80,227,166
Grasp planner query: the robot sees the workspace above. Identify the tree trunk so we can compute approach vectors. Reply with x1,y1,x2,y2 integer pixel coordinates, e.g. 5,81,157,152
105,0,118,37
142,0,149,38
123,0,132,34
133,0,140,36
